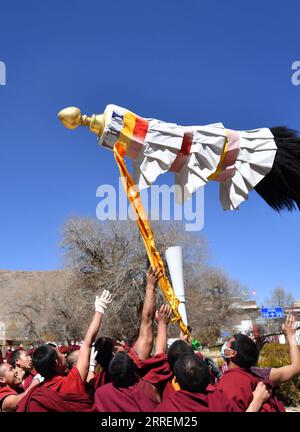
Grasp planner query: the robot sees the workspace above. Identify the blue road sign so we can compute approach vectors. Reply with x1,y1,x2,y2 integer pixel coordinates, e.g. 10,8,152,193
261,307,284,319
221,331,230,337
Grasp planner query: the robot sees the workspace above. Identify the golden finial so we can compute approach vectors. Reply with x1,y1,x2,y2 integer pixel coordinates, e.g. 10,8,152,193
57,106,106,136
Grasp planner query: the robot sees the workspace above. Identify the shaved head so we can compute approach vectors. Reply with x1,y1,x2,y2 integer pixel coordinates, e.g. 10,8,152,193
0,363,7,377
66,349,80,370
0,363,22,388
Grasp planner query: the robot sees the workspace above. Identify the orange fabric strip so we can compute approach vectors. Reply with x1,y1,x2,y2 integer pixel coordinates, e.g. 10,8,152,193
113,141,190,338
170,132,193,173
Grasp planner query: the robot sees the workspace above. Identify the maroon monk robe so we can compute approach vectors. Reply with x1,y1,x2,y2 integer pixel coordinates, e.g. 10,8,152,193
16,385,95,412
42,365,86,394
137,353,208,400
5,350,13,364
155,384,241,412
134,353,174,399
86,368,111,399
137,353,173,382
28,348,35,357
217,368,285,412
22,369,37,391
94,379,160,412
0,386,18,412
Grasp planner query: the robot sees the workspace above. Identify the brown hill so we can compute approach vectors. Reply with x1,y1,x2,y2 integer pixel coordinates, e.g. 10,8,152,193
0,270,68,342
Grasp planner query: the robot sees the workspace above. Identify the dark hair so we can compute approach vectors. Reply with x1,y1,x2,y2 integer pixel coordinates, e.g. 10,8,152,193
230,333,259,369
174,353,210,393
94,337,116,369
10,349,23,368
167,340,194,371
33,344,58,378
109,352,138,388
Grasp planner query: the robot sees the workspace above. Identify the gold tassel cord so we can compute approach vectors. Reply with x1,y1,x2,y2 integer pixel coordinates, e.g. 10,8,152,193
113,141,191,338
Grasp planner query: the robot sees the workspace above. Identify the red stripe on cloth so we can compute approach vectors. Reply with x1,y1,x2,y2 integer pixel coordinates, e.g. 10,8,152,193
126,116,149,160
170,132,193,173
133,116,149,140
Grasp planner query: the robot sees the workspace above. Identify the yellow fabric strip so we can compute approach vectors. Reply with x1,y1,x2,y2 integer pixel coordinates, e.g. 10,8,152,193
118,111,136,149
113,141,191,338
171,377,181,391
208,129,229,181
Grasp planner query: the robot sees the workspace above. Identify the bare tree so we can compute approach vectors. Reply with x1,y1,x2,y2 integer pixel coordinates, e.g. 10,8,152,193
5,216,246,345
61,217,209,341
265,286,295,309
186,267,246,344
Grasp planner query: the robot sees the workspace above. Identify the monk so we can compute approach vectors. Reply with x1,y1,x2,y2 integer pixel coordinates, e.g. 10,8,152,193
87,267,163,392
221,315,300,386
5,346,14,364
155,353,270,412
217,332,285,411
94,352,160,412
28,344,35,357
10,349,37,390
87,337,121,390
259,314,300,386
141,311,195,400
32,290,112,395
0,362,43,412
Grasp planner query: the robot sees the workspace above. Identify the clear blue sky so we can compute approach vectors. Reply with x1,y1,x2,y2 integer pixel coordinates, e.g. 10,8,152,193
0,1,299,305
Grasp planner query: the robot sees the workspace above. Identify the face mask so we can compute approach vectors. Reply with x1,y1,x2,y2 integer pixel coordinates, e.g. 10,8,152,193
221,342,233,360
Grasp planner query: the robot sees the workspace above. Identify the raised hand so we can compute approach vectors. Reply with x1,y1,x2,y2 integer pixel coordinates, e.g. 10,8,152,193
146,266,164,289
95,290,112,315
155,304,172,325
283,314,296,339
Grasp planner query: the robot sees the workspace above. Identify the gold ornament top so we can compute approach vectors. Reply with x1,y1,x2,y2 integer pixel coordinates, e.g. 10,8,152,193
58,107,106,137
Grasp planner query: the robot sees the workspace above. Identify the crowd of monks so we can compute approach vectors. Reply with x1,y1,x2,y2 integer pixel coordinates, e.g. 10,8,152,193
0,267,299,412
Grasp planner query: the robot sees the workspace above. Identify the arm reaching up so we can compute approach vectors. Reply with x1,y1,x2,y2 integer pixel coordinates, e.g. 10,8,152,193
76,290,112,383
155,304,172,355
269,315,300,385
133,267,163,360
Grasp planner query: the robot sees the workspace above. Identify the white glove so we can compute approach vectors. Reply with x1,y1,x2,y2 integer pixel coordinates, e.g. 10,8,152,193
33,373,45,383
89,346,98,373
95,290,112,314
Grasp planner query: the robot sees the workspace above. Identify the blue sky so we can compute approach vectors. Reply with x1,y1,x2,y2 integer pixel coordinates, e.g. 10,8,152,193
0,0,299,305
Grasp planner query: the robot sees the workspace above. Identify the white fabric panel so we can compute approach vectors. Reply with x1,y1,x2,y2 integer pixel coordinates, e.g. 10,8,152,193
97,104,277,211
133,119,184,188
220,128,277,209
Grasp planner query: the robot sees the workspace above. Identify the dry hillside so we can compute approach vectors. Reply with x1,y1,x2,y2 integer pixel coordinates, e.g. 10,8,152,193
0,270,68,340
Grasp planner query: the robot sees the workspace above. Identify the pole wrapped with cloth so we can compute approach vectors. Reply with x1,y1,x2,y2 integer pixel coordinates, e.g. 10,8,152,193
58,103,300,335
114,141,190,337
